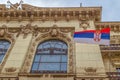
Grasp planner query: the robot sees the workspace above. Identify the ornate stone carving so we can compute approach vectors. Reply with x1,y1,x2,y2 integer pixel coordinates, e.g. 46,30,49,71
20,25,75,74
5,67,17,72
0,25,9,36
0,25,16,73
17,23,38,38
95,22,120,32
80,21,89,30
84,67,97,75
50,25,58,37
0,4,101,22
84,67,97,73
0,25,15,42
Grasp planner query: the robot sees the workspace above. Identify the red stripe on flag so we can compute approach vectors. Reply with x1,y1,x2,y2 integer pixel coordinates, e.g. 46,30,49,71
101,28,110,33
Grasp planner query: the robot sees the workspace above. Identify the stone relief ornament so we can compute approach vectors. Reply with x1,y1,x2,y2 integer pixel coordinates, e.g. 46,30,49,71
84,67,97,75
5,67,17,72
0,25,15,42
80,21,90,30
0,25,9,37
17,23,38,38
0,25,16,73
50,25,58,37
84,67,97,73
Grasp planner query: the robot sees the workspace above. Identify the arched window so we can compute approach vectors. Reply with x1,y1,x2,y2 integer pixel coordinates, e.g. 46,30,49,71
31,40,68,73
0,40,10,63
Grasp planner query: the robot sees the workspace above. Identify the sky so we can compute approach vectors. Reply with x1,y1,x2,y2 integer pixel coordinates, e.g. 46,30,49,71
0,0,120,22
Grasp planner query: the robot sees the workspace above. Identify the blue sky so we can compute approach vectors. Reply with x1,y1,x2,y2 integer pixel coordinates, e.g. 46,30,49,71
0,0,120,22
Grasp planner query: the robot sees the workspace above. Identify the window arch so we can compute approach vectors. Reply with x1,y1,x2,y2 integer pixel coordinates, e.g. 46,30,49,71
0,40,11,63
31,40,68,73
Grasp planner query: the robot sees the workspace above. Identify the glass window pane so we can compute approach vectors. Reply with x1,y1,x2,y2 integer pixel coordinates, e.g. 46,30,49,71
38,63,60,71
34,55,40,62
0,40,10,63
31,40,68,73
0,55,4,63
32,62,39,70
0,45,4,48
41,55,61,62
61,55,67,62
61,63,67,71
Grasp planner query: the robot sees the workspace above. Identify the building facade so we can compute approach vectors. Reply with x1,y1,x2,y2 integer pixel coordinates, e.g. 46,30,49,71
0,3,120,80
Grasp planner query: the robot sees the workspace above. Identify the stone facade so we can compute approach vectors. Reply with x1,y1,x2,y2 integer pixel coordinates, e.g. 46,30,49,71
0,3,120,80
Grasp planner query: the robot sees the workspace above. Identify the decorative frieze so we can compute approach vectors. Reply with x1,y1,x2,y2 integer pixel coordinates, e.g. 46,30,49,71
95,22,120,32
0,4,101,22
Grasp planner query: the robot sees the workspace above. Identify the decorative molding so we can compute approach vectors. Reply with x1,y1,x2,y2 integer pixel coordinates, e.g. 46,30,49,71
0,4,101,22
5,67,17,72
0,25,16,73
0,25,15,42
20,25,75,74
84,67,97,73
50,25,59,37
84,67,98,75
79,21,90,30
17,23,38,38
95,22,120,32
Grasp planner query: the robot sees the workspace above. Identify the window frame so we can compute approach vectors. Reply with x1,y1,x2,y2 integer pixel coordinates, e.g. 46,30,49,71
31,39,68,73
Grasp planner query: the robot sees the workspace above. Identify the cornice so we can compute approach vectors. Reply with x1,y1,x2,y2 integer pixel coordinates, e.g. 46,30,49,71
95,22,120,32
0,4,101,22
100,44,120,52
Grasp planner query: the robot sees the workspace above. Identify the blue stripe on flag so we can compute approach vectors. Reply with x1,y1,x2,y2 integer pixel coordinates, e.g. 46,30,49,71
74,33,110,39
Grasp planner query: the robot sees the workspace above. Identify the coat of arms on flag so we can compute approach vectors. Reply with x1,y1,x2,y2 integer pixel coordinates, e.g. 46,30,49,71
74,28,110,45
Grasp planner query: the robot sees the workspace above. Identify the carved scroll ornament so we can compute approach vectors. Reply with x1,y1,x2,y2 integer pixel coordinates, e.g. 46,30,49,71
5,67,17,72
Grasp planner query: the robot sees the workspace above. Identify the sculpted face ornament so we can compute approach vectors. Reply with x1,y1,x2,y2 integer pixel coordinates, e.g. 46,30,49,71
0,25,7,37
94,30,101,42
0,29,5,37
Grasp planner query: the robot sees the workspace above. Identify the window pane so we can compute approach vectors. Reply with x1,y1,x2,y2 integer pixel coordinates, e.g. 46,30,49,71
0,55,4,63
0,40,10,63
31,40,68,73
61,55,67,62
38,63,60,71
34,55,40,62
32,62,39,70
41,55,61,62
61,63,67,71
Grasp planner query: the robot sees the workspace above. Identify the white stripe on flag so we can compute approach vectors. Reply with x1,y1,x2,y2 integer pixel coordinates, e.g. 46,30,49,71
74,38,110,45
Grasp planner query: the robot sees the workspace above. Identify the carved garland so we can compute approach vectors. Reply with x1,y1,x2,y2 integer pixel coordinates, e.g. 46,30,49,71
20,25,75,74
0,25,16,73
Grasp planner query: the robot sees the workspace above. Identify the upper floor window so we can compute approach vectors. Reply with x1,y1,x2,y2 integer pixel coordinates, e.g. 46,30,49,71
31,40,68,73
0,40,10,63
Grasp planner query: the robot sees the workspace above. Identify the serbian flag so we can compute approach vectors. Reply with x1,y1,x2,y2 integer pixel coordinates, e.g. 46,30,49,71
74,28,110,45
